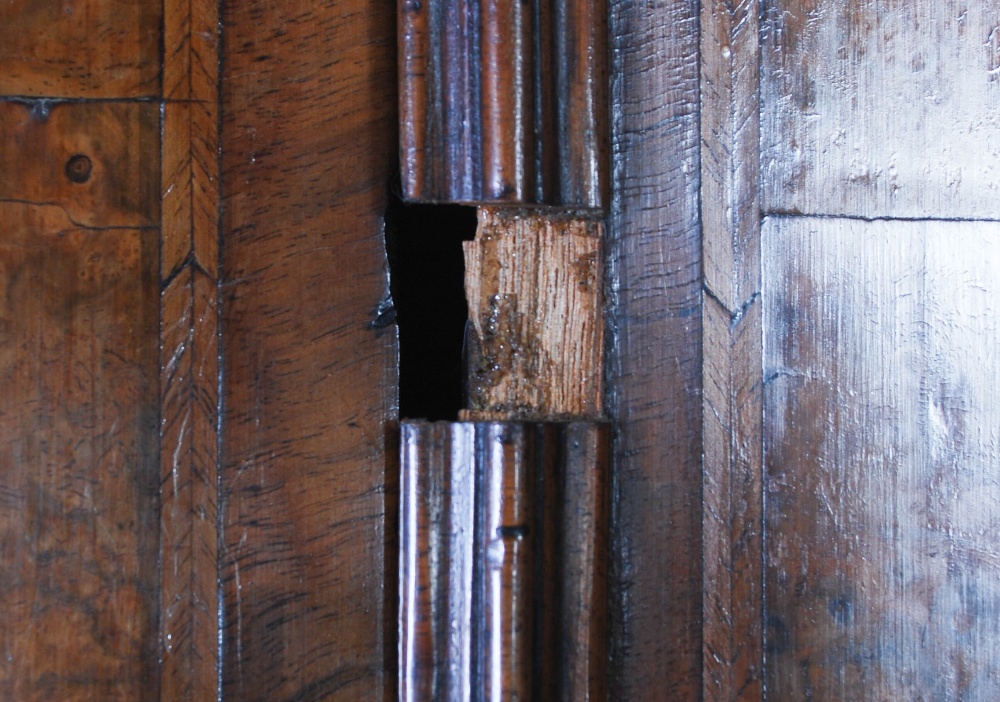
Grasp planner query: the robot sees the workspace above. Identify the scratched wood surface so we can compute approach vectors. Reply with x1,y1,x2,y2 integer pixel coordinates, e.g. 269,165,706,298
0,102,160,700
0,0,160,97
462,209,603,420
699,1,764,701
763,217,1000,701
605,0,703,697
762,0,1000,219
220,0,398,698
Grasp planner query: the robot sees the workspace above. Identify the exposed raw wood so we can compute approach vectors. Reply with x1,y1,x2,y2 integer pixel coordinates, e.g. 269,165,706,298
398,0,609,208
699,1,764,701
763,217,1000,701
762,0,1000,219
462,208,603,421
605,0,703,697
220,0,398,698
0,197,159,699
0,0,160,98
399,421,608,702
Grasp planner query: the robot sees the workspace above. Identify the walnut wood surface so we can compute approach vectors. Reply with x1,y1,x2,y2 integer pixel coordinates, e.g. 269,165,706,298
0,0,160,97
0,101,160,699
763,217,1000,701
400,421,608,702
699,1,764,701
220,0,398,698
463,209,603,420
762,0,1000,219
399,0,609,208
605,0,703,697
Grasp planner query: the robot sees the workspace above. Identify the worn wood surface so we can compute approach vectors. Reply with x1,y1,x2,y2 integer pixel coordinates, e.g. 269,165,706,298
0,0,160,97
605,0,703,698
763,217,1000,701
399,0,609,207
0,101,160,700
463,208,603,420
699,2,764,702
762,0,1000,219
399,421,608,702
220,0,398,698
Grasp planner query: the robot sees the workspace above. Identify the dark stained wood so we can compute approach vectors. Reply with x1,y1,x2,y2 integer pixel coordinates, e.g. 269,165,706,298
0,0,161,98
398,0,609,208
762,0,1000,219
763,217,1000,701
0,106,160,698
159,0,221,699
399,421,608,702
605,0,703,697
699,1,764,701
462,208,603,421
220,0,398,699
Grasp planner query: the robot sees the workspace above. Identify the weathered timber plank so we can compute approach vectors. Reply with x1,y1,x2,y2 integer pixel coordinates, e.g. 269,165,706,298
463,209,603,420
699,1,764,701
0,202,160,701
606,0,703,697
220,0,398,698
762,0,1000,219
763,217,1000,701
0,0,160,98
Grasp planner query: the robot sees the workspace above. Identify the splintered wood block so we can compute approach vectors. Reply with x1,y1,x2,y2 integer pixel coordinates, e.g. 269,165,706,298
463,208,603,420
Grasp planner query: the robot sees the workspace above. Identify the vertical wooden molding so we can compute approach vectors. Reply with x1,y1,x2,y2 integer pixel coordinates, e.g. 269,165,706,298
400,421,609,702
398,0,609,208
700,2,764,702
160,0,221,697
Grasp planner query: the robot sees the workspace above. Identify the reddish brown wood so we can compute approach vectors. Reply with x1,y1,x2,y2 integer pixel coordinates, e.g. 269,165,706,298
220,0,398,699
398,0,609,208
0,103,160,699
605,0,703,698
0,0,161,98
399,421,608,702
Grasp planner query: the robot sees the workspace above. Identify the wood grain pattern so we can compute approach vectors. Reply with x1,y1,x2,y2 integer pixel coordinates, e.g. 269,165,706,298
399,0,609,208
220,0,398,698
463,208,603,420
762,0,1000,219
699,1,764,701
399,421,608,702
0,0,160,98
605,0,703,697
763,216,1000,701
0,201,159,698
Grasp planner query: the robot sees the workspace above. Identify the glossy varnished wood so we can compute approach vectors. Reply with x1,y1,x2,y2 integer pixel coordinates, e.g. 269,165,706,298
220,0,398,698
0,0,160,97
0,102,160,699
605,0,703,697
400,421,608,702
763,217,1000,701
762,0,1000,218
462,209,603,420
399,0,609,207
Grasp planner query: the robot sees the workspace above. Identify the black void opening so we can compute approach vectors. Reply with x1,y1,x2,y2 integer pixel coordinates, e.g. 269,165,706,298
385,184,478,421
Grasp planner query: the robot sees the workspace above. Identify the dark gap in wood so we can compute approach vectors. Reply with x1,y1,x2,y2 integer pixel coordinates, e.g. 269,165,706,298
385,180,477,420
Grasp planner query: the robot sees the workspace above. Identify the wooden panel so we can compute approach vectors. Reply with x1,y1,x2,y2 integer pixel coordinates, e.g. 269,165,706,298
605,0,703,697
764,217,1000,701
399,421,608,702
220,0,398,698
699,1,764,701
0,102,159,228
0,201,159,699
399,0,609,208
463,209,603,420
0,0,160,98
762,0,1000,219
